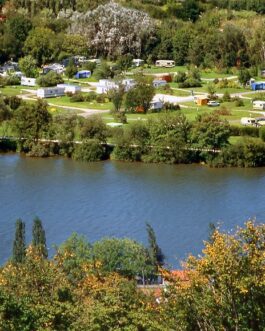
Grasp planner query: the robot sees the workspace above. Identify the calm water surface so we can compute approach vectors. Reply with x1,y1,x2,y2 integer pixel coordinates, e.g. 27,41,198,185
1,153,265,267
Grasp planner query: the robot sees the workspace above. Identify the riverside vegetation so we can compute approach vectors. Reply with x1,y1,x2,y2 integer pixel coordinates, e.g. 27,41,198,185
1,95,265,167
0,218,264,330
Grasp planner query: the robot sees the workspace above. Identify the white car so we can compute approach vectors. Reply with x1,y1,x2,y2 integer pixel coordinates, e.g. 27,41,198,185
207,100,220,107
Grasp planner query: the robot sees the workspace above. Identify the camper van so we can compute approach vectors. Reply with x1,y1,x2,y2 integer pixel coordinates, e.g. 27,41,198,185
253,100,265,110
155,60,175,68
240,117,257,126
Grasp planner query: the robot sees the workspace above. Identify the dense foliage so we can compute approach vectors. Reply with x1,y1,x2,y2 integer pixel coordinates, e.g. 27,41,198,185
0,0,265,67
1,218,265,330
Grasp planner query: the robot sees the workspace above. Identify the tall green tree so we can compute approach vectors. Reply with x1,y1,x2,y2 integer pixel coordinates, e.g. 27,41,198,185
146,223,165,268
32,217,48,258
12,219,26,263
12,99,51,143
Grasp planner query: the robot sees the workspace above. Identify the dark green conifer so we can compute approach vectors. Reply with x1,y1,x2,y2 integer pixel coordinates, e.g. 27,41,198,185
146,223,165,268
32,217,48,258
12,219,26,263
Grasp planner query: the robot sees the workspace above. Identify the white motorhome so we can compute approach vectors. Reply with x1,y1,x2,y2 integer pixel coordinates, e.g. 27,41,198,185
21,77,37,87
57,84,81,94
155,60,175,68
253,100,265,110
37,87,65,98
240,117,257,126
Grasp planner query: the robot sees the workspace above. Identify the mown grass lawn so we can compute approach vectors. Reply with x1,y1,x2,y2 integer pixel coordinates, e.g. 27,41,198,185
47,96,112,110
0,86,36,96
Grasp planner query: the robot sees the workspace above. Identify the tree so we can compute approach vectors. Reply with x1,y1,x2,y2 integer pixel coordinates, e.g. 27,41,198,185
178,0,201,22
80,115,108,142
93,61,113,80
125,77,155,113
66,2,154,58
191,113,230,150
12,219,26,263
1,14,32,59
146,223,165,268
108,84,125,113
12,99,51,143
65,58,78,79
18,55,38,78
32,217,48,258
163,221,265,330
238,68,251,86
92,238,155,281
36,71,64,87
23,27,59,65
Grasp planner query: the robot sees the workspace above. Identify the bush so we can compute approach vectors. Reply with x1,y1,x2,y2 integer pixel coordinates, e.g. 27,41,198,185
213,140,265,167
178,78,202,88
6,75,20,86
174,71,187,83
213,106,231,116
36,71,64,87
73,139,106,161
113,111,127,124
163,102,180,111
96,94,107,103
259,126,265,142
230,125,259,137
234,98,244,107
85,92,97,102
69,93,84,102
222,90,231,102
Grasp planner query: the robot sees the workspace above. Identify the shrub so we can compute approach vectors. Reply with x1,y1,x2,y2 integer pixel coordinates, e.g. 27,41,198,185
96,94,107,103
6,75,20,86
69,93,84,102
163,102,180,111
85,92,97,102
213,106,231,116
174,71,187,83
73,139,106,161
230,125,259,137
222,90,231,102
36,71,64,87
259,126,265,142
178,78,202,88
113,111,127,124
213,140,265,167
234,98,244,107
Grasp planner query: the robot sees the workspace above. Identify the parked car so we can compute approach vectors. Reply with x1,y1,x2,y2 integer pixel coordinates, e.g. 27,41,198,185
207,100,220,107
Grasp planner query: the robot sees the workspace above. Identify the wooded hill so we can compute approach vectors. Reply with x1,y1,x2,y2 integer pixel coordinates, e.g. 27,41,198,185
0,0,265,68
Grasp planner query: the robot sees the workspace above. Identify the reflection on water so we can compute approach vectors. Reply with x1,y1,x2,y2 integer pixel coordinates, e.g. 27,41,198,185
1,153,265,266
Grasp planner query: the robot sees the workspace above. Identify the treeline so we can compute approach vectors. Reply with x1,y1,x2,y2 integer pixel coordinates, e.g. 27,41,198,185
0,219,265,330
2,96,265,167
0,1,265,66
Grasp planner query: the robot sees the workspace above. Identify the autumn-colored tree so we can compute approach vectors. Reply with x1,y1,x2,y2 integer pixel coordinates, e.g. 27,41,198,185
162,221,265,330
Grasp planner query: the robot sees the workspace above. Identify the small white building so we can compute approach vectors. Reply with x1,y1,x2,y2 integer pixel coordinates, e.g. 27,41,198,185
37,87,65,98
253,100,265,110
57,84,81,94
132,59,144,67
150,100,163,111
153,79,167,88
155,60,175,68
21,76,37,87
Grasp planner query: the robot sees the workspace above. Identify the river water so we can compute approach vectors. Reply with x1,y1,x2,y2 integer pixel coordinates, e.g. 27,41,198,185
1,153,265,267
